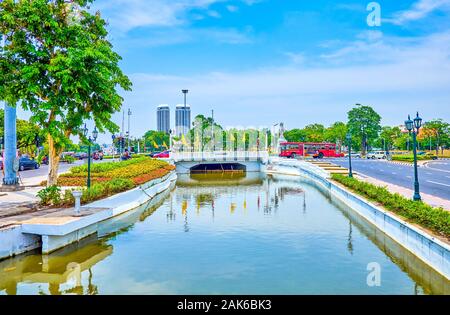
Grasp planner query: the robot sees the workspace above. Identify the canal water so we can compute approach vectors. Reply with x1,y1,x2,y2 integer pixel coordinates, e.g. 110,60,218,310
1,173,449,295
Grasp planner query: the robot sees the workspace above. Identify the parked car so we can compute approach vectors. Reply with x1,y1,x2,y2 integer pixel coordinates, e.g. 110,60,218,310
147,151,161,158
153,150,170,158
0,156,3,170
344,153,362,159
74,152,88,160
19,156,40,171
366,151,389,159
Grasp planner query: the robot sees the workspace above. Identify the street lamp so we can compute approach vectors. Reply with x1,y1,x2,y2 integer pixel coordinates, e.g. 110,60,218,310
82,123,98,189
346,133,353,178
127,108,132,150
405,112,422,201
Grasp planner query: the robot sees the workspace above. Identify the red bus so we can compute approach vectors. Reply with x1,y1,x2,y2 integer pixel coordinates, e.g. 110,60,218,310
279,142,344,159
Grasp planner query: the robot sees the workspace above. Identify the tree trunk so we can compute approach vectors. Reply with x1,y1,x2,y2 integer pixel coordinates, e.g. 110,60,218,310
361,136,366,156
47,134,62,186
436,132,440,156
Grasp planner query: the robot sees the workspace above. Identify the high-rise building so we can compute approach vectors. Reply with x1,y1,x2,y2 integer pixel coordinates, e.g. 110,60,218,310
175,104,191,136
157,104,170,134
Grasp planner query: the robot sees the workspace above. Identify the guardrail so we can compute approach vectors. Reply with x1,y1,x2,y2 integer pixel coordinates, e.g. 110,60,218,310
171,151,269,163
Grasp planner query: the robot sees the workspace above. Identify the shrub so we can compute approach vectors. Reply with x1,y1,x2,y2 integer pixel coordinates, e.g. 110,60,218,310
37,185,62,206
332,174,450,238
39,157,175,207
392,155,436,162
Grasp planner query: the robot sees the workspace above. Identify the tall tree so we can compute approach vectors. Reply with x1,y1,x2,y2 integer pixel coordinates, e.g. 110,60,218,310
378,126,402,151
143,130,170,151
303,124,325,142
419,119,450,155
324,122,348,146
347,104,381,155
284,129,307,142
0,0,131,185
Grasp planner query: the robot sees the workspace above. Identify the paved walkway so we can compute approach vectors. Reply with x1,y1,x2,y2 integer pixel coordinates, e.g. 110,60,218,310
357,174,450,210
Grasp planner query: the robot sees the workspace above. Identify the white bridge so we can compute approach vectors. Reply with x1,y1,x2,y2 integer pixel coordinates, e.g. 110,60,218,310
171,151,269,162
170,151,270,174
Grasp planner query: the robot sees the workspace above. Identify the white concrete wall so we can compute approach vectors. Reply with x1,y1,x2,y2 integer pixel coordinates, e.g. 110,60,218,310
0,171,177,259
0,225,41,260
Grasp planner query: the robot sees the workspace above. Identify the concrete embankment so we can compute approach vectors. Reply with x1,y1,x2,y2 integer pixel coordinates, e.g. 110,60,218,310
262,158,450,280
0,171,177,260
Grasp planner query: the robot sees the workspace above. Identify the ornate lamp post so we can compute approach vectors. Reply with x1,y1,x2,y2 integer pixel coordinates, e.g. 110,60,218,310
82,124,98,189
405,112,422,201
346,133,353,178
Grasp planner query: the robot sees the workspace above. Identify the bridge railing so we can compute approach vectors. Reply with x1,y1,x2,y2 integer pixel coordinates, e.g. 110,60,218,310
171,151,269,163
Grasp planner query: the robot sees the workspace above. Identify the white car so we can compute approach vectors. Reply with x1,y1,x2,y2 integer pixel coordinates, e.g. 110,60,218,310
344,153,362,159
366,151,388,159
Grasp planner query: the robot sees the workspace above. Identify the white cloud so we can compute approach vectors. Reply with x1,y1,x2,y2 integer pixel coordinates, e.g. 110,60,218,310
120,27,253,47
94,0,259,34
284,52,306,65
207,10,221,18
226,5,239,12
386,0,450,25
117,31,450,137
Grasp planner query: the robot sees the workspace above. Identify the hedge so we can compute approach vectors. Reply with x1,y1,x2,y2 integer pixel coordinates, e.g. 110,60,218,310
332,174,450,238
392,155,436,162
38,157,175,207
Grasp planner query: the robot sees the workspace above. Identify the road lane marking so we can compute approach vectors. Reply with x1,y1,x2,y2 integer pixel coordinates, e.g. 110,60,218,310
392,172,397,175
426,180,450,187
406,176,412,179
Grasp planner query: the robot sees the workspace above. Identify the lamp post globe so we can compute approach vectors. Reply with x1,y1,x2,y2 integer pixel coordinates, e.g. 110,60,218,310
405,115,413,132
82,123,88,137
414,112,422,130
93,127,99,142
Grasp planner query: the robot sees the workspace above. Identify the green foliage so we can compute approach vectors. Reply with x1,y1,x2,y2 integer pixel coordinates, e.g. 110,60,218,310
347,104,382,155
284,128,307,142
37,185,62,206
143,130,170,151
419,119,450,154
0,0,132,184
324,122,348,145
377,126,402,150
61,154,76,164
332,174,450,237
392,154,436,162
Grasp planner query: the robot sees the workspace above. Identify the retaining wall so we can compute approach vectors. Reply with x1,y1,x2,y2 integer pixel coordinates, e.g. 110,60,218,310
263,158,450,280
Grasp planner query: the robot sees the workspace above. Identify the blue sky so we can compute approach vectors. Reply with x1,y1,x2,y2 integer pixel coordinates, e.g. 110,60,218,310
15,0,450,142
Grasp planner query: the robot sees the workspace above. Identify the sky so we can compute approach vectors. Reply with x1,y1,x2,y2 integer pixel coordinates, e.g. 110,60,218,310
14,0,450,143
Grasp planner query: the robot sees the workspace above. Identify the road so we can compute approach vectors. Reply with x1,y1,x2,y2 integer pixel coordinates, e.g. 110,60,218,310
327,158,450,201
1,159,111,181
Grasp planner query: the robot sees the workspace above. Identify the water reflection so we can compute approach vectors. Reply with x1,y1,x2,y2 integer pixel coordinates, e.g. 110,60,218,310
1,172,449,294
0,236,112,295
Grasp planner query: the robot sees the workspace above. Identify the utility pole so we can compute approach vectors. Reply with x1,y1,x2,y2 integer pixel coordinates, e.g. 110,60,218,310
127,108,132,151
121,110,125,155
211,109,215,151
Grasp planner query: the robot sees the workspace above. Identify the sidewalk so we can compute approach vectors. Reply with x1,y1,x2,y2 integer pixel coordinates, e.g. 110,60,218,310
357,174,450,210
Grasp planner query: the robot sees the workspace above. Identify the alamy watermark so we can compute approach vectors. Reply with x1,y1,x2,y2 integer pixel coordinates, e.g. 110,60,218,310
367,2,381,27
367,262,381,287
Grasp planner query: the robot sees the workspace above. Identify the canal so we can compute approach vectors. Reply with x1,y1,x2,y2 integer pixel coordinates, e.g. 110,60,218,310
1,173,449,294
